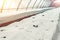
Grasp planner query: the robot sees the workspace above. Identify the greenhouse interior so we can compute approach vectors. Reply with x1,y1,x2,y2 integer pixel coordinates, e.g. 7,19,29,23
0,0,60,40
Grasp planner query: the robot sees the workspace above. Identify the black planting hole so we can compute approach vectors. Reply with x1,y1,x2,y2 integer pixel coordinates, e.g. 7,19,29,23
42,15,44,16
3,36,6,38
33,25,38,28
51,20,54,22
0,30,4,32
32,17,35,19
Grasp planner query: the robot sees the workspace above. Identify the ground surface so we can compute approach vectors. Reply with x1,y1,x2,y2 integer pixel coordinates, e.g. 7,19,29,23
0,8,60,40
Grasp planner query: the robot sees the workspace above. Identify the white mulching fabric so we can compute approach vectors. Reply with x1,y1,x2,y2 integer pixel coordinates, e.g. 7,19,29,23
0,8,60,40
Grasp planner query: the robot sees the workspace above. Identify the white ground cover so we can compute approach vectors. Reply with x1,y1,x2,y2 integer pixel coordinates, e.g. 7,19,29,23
0,8,60,40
